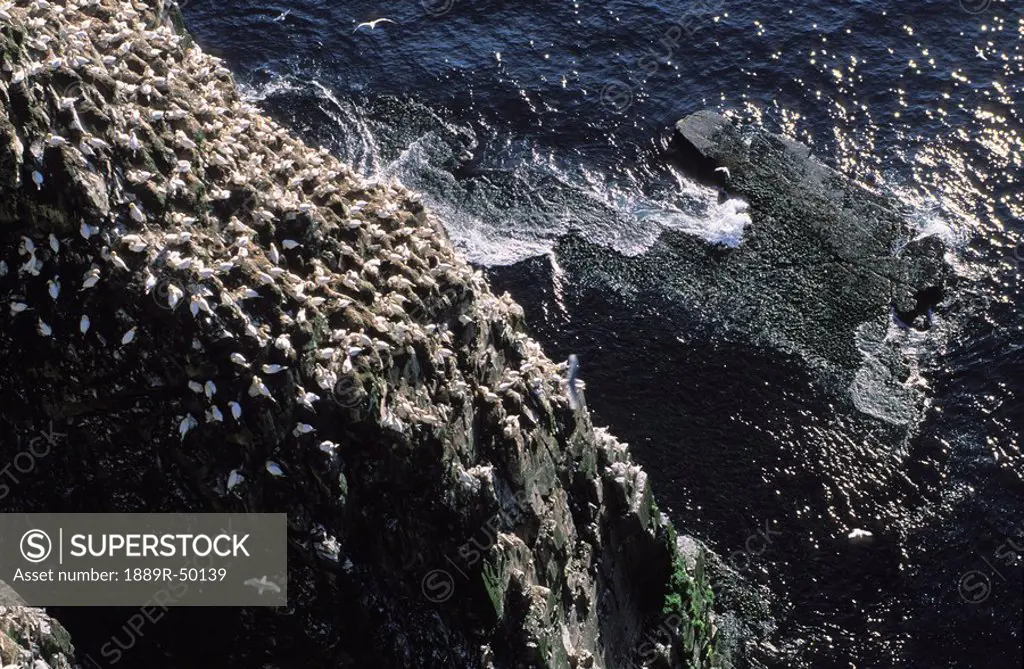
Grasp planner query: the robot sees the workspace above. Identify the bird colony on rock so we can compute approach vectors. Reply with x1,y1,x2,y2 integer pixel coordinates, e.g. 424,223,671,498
0,0,582,499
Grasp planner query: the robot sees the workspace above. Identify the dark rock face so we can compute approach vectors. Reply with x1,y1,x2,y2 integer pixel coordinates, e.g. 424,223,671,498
483,112,956,669
0,1,715,667
672,110,949,376
497,112,950,413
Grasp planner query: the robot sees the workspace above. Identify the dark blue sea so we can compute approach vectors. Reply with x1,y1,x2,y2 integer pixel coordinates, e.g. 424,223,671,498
176,1,1022,666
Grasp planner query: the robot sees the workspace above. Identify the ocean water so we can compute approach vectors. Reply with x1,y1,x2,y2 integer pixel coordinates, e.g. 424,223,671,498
173,1,1022,667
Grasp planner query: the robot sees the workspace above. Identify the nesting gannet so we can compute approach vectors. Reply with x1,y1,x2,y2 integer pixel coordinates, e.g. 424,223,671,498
206,405,224,423
189,294,212,317
274,334,294,356
248,375,272,398
164,283,184,309
107,250,129,272
179,414,198,440
227,469,245,490
292,423,315,436
121,234,147,252
81,267,101,290
297,390,321,410
128,202,146,223
79,220,99,239
142,271,157,294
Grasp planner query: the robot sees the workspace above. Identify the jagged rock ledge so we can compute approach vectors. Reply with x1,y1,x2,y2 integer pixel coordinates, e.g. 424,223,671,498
0,606,73,668
0,1,716,667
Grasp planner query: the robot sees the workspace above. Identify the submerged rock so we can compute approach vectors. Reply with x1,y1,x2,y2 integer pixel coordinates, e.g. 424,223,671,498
673,109,949,372
0,1,715,667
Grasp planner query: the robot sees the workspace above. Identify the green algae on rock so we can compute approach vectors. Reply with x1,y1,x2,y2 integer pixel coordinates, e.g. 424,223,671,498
0,606,74,669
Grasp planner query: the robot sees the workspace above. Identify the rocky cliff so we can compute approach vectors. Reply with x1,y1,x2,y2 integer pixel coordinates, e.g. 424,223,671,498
0,1,716,667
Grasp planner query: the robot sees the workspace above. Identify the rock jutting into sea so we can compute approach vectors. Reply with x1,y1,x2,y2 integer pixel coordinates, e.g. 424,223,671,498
0,1,717,667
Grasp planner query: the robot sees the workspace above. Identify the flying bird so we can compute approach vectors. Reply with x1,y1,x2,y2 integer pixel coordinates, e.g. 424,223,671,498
353,17,396,32
714,166,730,179
244,576,281,595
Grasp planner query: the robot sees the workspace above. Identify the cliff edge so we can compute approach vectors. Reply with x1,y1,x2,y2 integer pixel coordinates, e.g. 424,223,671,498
0,1,716,667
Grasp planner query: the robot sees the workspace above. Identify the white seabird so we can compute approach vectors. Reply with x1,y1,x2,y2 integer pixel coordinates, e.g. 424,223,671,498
292,423,315,436
81,267,101,289
78,220,98,238
179,414,198,440
244,575,281,595
227,469,245,490
297,390,320,410
206,405,224,423
353,17,396,32
165,283,184,310
128,202,145,223
248,375,272,398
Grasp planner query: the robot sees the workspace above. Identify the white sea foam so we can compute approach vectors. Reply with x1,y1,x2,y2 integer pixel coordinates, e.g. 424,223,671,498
248,74,753,265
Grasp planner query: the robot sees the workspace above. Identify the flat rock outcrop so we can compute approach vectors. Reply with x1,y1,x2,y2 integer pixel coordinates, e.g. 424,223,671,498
0,1,715,667
673,110,948,375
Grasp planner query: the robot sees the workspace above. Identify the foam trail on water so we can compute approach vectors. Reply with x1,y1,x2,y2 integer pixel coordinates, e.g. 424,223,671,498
243,74,756,266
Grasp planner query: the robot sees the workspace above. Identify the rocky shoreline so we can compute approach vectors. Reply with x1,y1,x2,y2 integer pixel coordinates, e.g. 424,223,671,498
0,1,716,667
